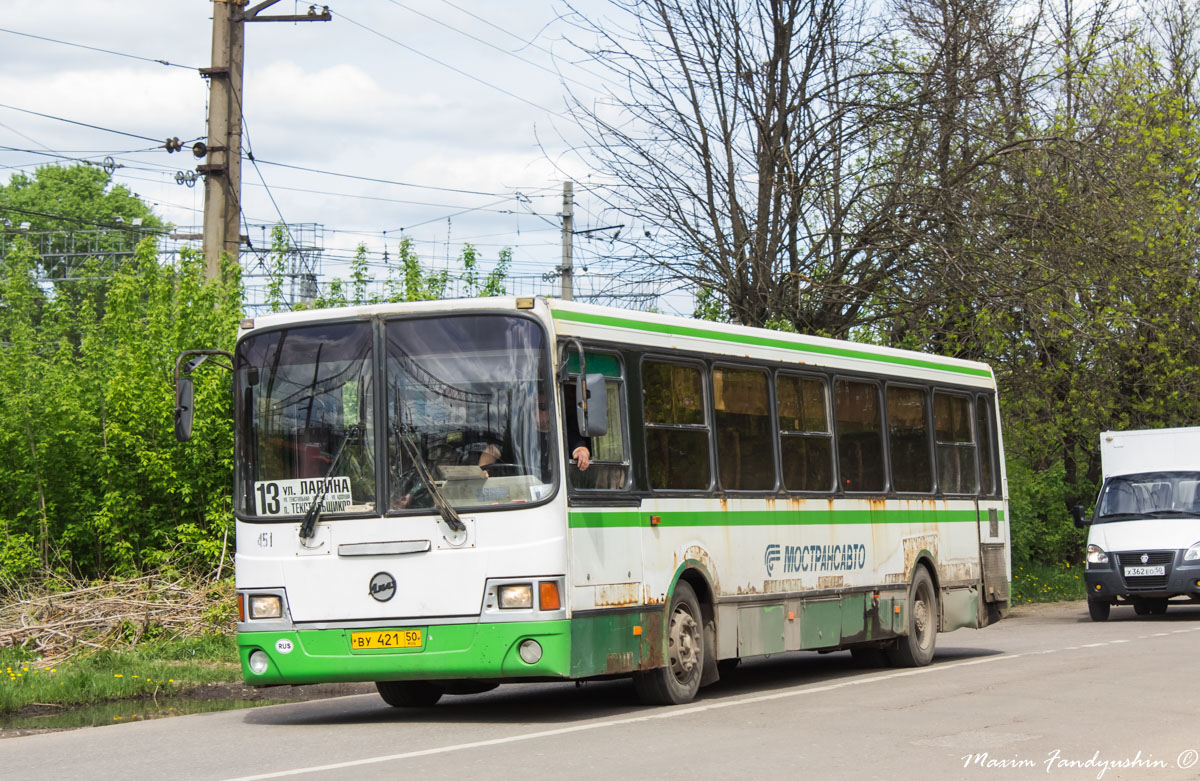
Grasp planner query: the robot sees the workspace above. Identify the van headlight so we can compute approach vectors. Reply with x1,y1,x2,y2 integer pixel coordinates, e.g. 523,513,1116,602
1185,542,1200,562
1086,544,1109,565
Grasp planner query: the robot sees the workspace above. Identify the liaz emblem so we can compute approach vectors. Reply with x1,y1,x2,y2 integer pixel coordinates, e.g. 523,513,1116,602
369,572,396,602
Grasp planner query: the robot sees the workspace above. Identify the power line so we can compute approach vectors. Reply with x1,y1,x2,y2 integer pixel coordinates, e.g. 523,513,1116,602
334,10,566,119
0,27,200,70
383,1,599,93
0,103,170,145
0,145,179,174
0,204,166,233
249,156,548,198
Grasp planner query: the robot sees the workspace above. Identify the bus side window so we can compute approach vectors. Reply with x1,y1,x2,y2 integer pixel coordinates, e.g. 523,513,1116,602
643,360,711,490
975,396,997,496
713,367,774,490
569,375,630,491
776,373,833,492
934,392,978,494
886,385,933,493
834,378,886,492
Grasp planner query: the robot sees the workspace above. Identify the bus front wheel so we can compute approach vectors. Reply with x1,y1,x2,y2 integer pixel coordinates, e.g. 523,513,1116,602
633,580,703,705
376,680,444,707
886,567,937,667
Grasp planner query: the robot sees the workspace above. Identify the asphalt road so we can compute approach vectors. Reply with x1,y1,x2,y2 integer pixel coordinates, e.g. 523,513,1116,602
4,599,1199,781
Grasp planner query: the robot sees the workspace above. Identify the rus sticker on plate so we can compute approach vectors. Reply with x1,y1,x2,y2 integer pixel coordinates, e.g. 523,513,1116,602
254,477,353,516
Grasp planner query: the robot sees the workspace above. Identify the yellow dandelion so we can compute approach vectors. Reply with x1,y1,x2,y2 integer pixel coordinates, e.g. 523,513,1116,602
114,674,124,678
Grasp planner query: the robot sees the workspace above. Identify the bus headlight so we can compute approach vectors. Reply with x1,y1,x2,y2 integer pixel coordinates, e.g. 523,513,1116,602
1086,544,1109,565
249,594,283,619
248,650,270,675
498,584,533,609
1185,542,1200,562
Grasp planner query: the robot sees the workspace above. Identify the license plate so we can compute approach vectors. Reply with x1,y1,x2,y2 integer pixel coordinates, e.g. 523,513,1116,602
350,629,423,650
1124,566,1165,577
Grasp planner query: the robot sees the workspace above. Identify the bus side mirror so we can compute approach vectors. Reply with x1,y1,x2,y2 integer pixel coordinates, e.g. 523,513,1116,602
174,377,194,442
576,373,608,437
1071,504,1089,529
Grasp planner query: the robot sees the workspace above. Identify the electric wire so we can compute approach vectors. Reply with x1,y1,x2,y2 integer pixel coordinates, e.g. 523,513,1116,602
0,204,167,233
334,10,566,119
0,103,169,145
0,27,200,70
382,0,599,93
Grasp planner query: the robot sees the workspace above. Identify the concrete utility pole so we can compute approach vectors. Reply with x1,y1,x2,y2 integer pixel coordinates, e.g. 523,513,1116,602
560,180,573,300
200,0,331,279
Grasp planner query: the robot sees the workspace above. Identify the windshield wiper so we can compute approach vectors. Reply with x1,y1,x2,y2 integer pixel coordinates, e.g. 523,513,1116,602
393,423,466,533
1145,510,1200,518
299,426,360,540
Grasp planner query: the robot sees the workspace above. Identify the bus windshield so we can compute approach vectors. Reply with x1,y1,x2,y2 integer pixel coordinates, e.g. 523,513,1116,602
235,321,377,518
385,314,553,511
1095,471,1200,521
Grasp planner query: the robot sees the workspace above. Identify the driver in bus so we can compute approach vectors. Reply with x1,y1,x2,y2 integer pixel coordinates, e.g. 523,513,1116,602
478,390,590,477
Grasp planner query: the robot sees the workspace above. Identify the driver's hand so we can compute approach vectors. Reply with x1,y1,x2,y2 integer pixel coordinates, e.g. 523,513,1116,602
572,446,591,471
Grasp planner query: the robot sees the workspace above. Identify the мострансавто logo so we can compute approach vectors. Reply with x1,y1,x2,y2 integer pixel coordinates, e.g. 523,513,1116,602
764,543,868,575
764,544,782,576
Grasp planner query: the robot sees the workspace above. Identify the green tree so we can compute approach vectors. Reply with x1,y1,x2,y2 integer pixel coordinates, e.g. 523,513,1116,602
0,165,165,279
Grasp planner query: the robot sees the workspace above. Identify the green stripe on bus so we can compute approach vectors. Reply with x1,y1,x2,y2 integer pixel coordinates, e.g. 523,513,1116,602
568,508,1000,528
550,309,993,379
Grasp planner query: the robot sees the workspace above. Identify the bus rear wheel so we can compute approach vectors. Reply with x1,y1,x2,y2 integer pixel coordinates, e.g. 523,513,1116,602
376,680,444,707
886,567,937,667
633,581,703,705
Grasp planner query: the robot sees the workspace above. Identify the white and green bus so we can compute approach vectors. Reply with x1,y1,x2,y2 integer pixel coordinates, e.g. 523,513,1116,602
175,296,1010,706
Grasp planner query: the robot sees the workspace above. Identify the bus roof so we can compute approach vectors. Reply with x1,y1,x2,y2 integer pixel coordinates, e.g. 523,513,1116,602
240,296,996,387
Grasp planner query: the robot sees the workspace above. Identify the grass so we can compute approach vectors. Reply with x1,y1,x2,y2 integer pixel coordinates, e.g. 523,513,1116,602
0,633,240,716
1011,559,1087,604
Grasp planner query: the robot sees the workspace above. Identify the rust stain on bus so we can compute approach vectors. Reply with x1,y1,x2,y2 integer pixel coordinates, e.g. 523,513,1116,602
637,612,665,670
595,582,640,607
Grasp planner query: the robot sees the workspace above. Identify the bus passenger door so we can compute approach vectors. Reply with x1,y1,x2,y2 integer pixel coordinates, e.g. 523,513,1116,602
562,350,643,608
975,395,1009,617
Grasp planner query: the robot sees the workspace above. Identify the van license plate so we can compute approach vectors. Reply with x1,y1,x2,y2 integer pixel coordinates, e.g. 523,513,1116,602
350,629,423,650
1123,566,1165,577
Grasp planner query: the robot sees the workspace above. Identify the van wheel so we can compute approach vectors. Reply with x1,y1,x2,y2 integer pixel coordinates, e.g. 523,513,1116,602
376,680,444,707
1133,598,1151,616
886,567,937,667
1087,597,1110,622
1146,598,1169,615
633,581,703,705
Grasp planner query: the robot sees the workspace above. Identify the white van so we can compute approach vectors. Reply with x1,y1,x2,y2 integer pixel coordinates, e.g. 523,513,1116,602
1074,427,1200,621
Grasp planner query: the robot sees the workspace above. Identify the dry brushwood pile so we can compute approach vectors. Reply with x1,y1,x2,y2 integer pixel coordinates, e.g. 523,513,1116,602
0,573,233,664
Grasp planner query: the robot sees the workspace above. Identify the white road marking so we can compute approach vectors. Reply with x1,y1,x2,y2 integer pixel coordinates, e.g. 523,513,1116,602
223,625,1200,781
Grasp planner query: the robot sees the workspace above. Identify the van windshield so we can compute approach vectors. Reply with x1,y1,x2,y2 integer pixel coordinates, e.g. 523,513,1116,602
1095,471,1200,521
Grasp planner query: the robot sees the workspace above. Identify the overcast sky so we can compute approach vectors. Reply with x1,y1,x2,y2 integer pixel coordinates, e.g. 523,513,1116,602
1,0,676,311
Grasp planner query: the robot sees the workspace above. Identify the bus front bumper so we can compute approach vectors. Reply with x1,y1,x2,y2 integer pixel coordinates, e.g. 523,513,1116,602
238,620,571,685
